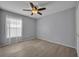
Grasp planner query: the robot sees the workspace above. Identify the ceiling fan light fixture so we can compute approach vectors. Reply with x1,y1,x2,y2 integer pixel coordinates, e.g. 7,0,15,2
32,8,38,14
32,10,38,14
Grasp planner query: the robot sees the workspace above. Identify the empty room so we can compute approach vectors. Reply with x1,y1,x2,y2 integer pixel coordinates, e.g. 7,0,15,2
0,1,79,57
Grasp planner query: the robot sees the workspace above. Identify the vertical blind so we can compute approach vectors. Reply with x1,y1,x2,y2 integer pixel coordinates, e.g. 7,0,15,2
6,15,22,38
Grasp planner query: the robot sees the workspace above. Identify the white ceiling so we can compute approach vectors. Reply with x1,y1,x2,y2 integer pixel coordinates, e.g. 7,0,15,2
0,1,78,19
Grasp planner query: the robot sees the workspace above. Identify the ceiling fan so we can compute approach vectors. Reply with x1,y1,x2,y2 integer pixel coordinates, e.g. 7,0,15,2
23,2,46,15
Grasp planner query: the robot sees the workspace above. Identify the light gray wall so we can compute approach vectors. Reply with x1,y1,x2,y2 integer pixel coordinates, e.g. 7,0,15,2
22,16,36,40
0,9,6,46
0,10,36,46
37,7,76,48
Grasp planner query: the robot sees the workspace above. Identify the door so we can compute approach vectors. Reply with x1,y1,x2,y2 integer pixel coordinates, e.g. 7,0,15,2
77,2,79,57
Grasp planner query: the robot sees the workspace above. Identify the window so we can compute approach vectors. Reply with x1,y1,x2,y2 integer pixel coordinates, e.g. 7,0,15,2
6,15,22,38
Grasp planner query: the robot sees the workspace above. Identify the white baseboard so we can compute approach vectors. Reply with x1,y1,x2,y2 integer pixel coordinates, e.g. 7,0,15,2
37,36,76,49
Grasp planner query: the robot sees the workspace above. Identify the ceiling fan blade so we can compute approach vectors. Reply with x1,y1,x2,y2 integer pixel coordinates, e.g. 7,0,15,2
23,9,31,11
30,2,35,8
31,13,33,15
35,6,37,9
38,12,42,15
38,8,46,11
